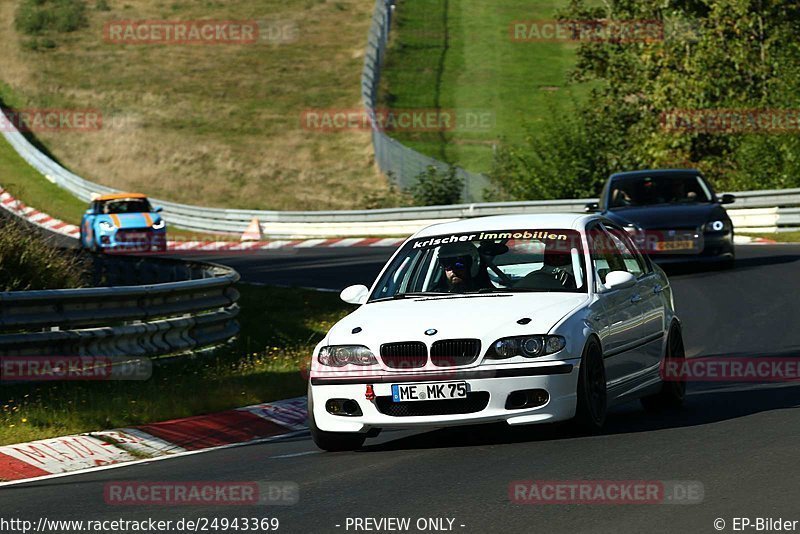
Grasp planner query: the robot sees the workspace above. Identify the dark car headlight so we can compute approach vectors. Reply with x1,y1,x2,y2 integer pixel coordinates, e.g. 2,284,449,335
703,220,730,232
486,335,566,359
98,221,115,232
152,218,166,230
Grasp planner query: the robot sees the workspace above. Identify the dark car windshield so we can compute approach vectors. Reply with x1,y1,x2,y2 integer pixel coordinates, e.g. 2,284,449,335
369,229,587,302
608,174,713,208
101,199,152,214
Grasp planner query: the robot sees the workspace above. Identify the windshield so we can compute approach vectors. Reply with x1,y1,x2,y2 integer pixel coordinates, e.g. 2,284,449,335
608,174,713,208
101,199,152,214
369,229,587,301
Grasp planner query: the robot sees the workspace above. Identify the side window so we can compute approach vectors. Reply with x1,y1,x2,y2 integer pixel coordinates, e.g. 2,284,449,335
602,224,648,277
588,224,626,285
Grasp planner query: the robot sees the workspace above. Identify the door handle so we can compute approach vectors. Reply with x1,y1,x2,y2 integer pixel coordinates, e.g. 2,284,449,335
630,294,642,303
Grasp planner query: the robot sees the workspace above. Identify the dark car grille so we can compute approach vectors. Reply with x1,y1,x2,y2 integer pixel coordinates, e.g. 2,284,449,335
430,339,481,367
380,342,427,369
375,392,490,417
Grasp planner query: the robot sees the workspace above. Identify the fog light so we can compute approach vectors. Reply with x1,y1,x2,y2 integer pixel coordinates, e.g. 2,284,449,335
505,389,549,410
325,398,363,417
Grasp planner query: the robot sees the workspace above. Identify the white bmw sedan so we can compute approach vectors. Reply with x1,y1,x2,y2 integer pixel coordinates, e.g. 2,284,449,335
308,214,686,451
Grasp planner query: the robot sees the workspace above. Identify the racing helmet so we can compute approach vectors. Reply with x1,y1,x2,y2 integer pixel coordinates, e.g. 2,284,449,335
438,242,480,277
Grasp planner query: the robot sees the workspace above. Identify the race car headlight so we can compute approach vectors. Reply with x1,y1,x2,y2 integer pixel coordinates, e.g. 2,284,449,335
704,220,727,232
486,335,566,359
318,345,378,367
98,221,115,232
152,218,166,230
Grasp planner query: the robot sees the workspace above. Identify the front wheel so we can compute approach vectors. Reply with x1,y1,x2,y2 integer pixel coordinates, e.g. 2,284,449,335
573,338,607,432
308,398,366,452
641,322,686,412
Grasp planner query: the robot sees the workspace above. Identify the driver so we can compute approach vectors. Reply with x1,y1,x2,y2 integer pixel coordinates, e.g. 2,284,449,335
437,242,485,293
540,242,576,288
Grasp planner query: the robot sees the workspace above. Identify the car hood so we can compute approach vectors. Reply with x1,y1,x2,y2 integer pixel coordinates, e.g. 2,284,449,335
99,212,160,228
326,292,589,347
607,203,728,229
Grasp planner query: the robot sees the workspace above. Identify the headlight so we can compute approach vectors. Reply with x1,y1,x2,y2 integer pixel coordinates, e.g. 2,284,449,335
318,345,378,367
152,218,166,230
98,221,115,232
704,220,727,232
486,335,566,359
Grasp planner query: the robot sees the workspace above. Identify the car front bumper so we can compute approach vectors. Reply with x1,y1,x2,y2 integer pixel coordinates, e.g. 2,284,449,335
309,360,581,433
100,230,167,252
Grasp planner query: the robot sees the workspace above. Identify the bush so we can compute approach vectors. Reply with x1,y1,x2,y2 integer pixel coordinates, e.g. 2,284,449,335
486,103,635,201
96,0,111,11
0,217,88,291
360,178,415,209
15,0,88,36
406,165,464,206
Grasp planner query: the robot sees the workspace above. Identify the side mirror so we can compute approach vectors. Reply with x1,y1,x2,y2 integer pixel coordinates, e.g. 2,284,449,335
604,271,636,291
85,208,93,215
719,194,735,205
340,284,369,305
154,206,164,213
584,202,600,213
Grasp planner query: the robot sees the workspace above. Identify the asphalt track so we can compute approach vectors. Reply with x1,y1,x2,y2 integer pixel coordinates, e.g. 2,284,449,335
3,244,800,534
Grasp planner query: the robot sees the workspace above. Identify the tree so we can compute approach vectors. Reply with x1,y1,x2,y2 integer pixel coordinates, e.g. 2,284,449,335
490,0,800,200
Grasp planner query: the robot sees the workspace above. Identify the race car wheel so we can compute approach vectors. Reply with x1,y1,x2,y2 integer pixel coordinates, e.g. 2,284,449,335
308,393,366,452
573,338,607,432
641,322,686,412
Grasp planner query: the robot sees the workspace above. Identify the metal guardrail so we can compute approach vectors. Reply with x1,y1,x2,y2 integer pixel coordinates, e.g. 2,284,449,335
0,256,240,357
3,106,800,235
3,94,800,235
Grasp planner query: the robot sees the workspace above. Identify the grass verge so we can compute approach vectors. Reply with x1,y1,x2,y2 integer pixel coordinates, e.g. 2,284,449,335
743,231,800,243
380,0,598,174
1,0,389,211
0,284,354,446
0,133,243,239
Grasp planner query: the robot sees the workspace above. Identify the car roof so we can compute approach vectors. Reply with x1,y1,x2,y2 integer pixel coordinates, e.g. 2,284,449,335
412,213,597,238
609,168,702,181
95,192,148,201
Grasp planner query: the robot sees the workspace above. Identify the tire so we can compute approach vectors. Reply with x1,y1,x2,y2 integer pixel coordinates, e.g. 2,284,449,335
641,322,686,412
573,338,607,432
308,397,366,452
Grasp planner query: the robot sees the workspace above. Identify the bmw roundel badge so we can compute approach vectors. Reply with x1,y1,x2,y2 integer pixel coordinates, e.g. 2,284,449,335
424,328,438,336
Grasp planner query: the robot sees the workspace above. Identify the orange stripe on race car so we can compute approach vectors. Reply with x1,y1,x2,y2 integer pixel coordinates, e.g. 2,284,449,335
143,213,153,226
110,214,121,227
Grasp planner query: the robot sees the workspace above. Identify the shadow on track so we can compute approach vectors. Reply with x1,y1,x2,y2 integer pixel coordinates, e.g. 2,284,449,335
361,380,800,453
660,252,799,277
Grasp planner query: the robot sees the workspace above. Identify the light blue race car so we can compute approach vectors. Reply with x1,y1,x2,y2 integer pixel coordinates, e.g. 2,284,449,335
79,193,167,253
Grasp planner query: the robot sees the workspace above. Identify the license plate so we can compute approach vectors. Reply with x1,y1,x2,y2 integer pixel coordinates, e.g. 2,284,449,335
391,382,468,402
654,240,693,251
123,232,148,241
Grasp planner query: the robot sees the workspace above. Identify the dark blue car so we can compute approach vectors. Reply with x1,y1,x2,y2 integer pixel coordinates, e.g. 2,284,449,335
587,169,735,266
